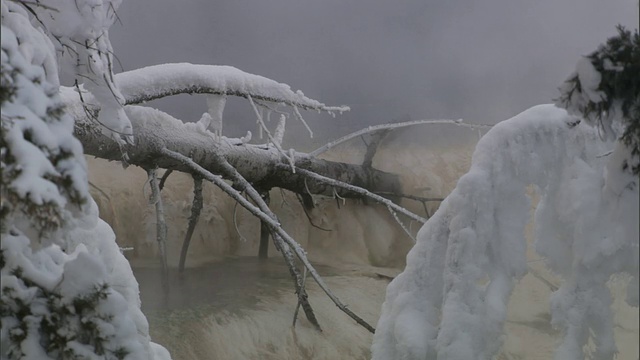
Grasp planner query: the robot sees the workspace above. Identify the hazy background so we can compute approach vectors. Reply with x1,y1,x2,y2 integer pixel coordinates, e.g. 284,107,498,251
110,0,638,143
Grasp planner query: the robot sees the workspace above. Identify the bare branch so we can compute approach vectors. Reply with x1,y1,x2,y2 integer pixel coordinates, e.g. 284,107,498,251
147,168,168,279
282,165,427,224
374,192,444,203
362,130,390,168
232,201,248,243
178,175,203,273
310,119,492,157
158,169,173,191
386,205,416,242
293,266,308,327
295,193,332,232
258,191,270,259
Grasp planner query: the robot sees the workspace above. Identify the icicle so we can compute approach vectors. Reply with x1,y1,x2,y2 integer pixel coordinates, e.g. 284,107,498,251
288,148,296,173
206,94,226,140
274,114,286,147
247,94,295,164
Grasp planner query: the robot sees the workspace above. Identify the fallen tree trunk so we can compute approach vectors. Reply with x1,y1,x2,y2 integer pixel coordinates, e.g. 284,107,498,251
67,97,402,199
60,78,410,335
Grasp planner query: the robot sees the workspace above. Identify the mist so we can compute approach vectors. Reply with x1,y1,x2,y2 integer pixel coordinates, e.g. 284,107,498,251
109,0,638,142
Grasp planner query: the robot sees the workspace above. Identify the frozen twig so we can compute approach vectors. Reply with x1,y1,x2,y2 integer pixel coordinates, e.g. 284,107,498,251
310,119,492,157
387,205,416,242
292,105,313,138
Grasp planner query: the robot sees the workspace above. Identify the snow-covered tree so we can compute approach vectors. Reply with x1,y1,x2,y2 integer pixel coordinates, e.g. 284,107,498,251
372,29,639,360
557,26,640,176
1,1,169,358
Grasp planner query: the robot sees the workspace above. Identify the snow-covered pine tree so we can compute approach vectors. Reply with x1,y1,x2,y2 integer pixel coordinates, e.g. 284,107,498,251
1,2,170,358
557,25,640,175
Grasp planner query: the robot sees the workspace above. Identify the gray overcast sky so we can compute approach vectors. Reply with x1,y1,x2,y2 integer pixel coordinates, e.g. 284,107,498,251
110,0,638,141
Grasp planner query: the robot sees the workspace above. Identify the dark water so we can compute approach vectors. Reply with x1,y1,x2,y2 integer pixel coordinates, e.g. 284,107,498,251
133,257,338,315
132,257,378,360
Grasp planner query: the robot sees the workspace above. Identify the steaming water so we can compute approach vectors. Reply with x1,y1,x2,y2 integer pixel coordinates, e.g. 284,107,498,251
87,130,638,360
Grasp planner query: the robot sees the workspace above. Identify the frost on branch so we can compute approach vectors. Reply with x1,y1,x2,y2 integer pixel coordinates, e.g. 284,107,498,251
372,105,638,360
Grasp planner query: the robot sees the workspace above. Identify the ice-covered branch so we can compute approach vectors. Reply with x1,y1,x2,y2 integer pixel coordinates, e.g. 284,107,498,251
310,119,491,157
114,63,350,113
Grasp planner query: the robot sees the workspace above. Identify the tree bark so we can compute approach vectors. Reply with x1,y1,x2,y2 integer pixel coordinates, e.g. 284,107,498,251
69,103,402,199
178,176,203,273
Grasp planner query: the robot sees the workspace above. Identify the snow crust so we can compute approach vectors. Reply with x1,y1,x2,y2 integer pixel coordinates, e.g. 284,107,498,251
372,104,639,360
